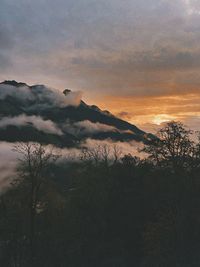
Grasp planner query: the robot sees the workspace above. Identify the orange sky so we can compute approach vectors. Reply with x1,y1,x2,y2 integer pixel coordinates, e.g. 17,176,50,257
94,93,200,133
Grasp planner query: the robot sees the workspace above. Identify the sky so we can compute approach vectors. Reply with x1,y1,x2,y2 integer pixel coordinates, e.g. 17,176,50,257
0,0,200,132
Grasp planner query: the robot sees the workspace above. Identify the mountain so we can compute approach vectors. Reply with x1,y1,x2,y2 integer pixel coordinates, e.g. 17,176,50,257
0,80,153,147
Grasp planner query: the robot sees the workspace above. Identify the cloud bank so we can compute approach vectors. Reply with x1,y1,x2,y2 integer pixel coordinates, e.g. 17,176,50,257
0,83,82,108
0,138,145,192
0,142,18,192
64,120,117,136
0,114,63,135
63,120,134,136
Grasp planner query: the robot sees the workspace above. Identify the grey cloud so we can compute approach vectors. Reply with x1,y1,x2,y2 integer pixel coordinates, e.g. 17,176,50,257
0,25,13,70
0,83,82,107
0,115,63,135
0,142,17,193
0,84,34,101
70,44,200,72
0,137,145,191
64,120,134,136
0,25,14,50
30,85,82,108
82,138,146,159
121,49,200,71
0,0,192,54
73,120,117,134
1,0,200,97
46,138,146,162
0,53,11,70
64,120,117,136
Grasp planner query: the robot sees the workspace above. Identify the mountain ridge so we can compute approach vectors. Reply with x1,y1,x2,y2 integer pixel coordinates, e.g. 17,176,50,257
0,80,153,147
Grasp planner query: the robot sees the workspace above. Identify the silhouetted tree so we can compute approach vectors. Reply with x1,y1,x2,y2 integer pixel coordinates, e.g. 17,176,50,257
13,142,58,264
143,121,194,172
1,127,200,266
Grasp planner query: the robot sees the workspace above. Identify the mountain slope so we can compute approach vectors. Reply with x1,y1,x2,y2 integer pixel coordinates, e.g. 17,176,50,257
0,80,152,147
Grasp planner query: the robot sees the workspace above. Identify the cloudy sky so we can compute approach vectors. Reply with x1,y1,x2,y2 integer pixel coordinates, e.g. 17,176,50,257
1,0,200,131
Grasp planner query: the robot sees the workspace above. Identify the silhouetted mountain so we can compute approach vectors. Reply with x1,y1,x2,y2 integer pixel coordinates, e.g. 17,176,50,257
0,80,153,147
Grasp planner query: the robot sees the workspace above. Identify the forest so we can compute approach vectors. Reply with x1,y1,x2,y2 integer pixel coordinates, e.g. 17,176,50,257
1,121,200,267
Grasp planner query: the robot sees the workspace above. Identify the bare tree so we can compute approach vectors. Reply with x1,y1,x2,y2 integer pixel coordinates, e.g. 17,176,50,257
191,131,200,170
101,144,111,166
112,144,122,164
80,145,102,166
13,142,58,263
80,144,122,166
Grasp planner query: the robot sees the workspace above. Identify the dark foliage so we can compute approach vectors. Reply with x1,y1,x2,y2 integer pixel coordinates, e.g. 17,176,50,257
1,122,200,266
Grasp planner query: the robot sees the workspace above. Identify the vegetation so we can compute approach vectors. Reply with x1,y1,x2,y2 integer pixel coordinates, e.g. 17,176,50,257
1,121,200,266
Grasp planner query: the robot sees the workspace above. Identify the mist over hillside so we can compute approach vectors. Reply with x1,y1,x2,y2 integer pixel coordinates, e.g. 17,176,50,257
0,80,153,147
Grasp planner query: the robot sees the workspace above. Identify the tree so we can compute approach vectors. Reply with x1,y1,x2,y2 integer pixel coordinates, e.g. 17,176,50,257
192,132,200,171
80,144,122,166
143,121,194,172
13,142,58,263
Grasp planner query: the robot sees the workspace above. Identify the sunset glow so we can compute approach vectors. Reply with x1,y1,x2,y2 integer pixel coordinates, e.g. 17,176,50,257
152,114,177,125
95,92,200,132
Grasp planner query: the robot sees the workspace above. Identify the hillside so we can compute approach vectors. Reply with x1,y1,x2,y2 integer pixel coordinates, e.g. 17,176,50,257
0,80,153,147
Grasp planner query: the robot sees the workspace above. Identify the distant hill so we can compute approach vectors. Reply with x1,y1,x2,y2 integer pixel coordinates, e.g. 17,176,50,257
0,80,153,147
